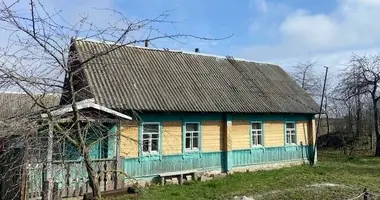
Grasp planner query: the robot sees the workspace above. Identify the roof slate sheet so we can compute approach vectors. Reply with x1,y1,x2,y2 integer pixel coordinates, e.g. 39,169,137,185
73,39,319,114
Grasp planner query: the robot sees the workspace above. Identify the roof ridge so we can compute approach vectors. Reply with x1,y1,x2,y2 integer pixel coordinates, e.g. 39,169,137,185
74,37,278,66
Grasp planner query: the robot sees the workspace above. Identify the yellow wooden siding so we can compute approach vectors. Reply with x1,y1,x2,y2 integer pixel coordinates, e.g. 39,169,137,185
162,121,182,155
297,121,309,145
308,119,316,145
264,121,284,147
202,120,224,151
231,120,250,149
120,121,139,158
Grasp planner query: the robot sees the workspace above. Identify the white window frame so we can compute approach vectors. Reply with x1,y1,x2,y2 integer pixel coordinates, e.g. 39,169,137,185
184,122,200,152
141,122,160,155
251,121,263,146
285,121,297,145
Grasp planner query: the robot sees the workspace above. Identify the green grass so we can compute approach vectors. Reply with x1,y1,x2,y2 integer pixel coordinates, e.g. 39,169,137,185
112,151,380,200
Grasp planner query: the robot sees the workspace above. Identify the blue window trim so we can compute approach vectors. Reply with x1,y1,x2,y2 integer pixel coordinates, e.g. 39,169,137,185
138,122,162,162
284,121,298,151
250,121,265,153
182,120,202,159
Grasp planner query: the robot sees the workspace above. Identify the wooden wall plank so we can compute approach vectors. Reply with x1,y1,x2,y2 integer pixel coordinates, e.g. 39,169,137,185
297,121,308,145
202,120,224,151
231,120,250,149
264,121,284,147
162,121,182,155
120,121,139,157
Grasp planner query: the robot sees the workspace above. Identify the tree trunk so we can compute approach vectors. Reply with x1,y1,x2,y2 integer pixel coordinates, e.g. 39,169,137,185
373,97,380,156
83,147,101,199
376,134,380,156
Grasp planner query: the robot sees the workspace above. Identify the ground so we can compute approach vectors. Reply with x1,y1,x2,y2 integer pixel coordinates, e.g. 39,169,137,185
110,151,380,200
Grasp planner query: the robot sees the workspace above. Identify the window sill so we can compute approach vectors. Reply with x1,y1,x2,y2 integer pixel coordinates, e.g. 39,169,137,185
250,146,265,153
285,145,298,152
182,151,201,159
139,154,161,162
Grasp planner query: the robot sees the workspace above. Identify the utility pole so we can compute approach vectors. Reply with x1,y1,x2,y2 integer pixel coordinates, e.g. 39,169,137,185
313,66,328,166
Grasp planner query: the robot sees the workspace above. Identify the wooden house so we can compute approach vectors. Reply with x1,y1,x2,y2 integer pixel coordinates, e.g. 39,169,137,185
65,39,319,183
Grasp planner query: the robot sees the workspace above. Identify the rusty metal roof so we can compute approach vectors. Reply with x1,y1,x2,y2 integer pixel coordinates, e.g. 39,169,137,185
72,39,319,114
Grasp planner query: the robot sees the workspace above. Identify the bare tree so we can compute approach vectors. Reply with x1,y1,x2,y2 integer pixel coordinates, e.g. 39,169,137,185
338,54,380,156
0,1,226,199
291,59,321,97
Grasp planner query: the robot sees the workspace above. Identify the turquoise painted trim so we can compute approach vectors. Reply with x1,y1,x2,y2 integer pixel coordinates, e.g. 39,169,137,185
107,125,116,158
124,151,224,177
233,114,312,122
123,146,313,178
285,146,298,152
284,121,298,152
250,121,265,153
182,120,202,158
232,145,310,167
226,151,233,171
284,121,298,146
139,112,224,122
137,113,314,122
138,122,163,162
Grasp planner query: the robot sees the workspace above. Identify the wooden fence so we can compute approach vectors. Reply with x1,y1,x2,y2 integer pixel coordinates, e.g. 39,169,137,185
26,158,124,199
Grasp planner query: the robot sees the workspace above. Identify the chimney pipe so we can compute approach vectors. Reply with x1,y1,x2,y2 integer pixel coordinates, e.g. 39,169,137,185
195,48,199,53
144,40,149,47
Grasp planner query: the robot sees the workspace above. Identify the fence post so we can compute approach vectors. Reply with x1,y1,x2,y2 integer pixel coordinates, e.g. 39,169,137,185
43,121,54,200
52,182,60,200
115,121,124,189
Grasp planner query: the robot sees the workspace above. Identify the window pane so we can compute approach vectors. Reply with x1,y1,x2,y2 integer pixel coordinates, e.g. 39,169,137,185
193,132,199,137
286,135,290,144
257,130,262,135
252,122,261,130
253,135,257,145
186,133,191,137
142,140,149,152
143,134,150,139
185,138,191,148
186,123,199,131
152,134,159,138
291,135,296,144
193,137,199,148
151,139,158,151
286,123,295,129
143,124,159,133
257,135,262,145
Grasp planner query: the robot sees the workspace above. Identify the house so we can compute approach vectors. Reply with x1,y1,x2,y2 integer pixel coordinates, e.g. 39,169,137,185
64,38,319,183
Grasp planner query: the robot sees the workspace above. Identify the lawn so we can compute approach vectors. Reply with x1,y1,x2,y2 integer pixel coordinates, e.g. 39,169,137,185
112,151,380,200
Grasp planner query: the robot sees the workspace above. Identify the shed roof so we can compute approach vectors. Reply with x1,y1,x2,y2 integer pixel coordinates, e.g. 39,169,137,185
0,92,61,119
71,39,319,114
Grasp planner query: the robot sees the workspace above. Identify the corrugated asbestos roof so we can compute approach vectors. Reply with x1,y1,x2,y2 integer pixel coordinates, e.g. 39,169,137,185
73,39,319,114
0,92,61,119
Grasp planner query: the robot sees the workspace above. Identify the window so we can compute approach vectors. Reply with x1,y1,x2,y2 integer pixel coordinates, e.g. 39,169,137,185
251,122,263,146
285,122,296,145
142,123,160,154
185,123,200,151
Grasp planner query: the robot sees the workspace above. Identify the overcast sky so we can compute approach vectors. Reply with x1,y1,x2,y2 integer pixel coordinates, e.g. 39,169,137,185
2,0,380,77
